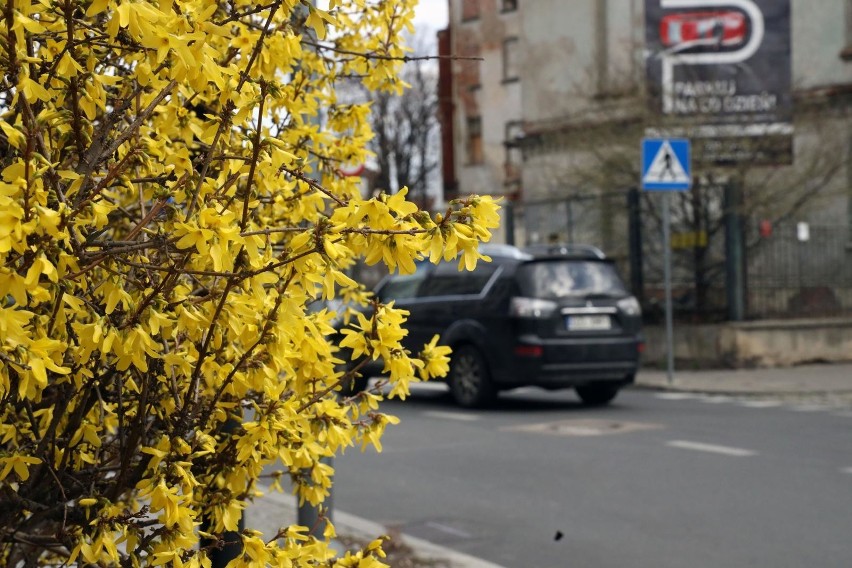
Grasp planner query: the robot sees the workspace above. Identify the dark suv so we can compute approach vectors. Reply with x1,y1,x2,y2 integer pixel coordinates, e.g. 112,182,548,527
365,243,643,407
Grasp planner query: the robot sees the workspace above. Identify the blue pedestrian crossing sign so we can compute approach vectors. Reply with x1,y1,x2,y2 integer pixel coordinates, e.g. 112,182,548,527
641,138,691,191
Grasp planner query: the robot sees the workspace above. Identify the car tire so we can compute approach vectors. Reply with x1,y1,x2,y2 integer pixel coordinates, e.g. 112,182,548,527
448,345,495,408
575,383,620,406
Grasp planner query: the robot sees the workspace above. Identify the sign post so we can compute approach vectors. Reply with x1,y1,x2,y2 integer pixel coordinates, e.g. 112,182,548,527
642,138,692,384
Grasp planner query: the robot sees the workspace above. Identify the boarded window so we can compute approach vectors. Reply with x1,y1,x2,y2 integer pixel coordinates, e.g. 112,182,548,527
462,0,480,21
467,116,483,164
843,0,852,60
503,37,519,81
460,42,481,89
504,121,523,181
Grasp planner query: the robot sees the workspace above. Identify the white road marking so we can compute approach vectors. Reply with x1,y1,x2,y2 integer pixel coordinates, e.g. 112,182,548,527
739,400,783,408
503,419,662,436
655,393,700,400
842,467,852,475
701,395,734,404
425,522,473,539
423,410,479,422
667,440,756,457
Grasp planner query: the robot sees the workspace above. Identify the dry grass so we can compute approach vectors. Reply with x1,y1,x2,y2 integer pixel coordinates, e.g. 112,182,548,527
338,527,452,567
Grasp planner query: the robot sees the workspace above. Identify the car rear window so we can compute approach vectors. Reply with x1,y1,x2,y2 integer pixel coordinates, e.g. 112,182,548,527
516,260,627,299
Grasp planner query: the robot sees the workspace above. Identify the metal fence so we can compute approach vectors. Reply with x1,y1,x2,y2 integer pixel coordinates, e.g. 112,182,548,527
506,191,852,322
745,222,852,319
506,192,630,259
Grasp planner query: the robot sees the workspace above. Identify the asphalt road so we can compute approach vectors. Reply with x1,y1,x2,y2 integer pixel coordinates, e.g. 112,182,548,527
334,383,852,568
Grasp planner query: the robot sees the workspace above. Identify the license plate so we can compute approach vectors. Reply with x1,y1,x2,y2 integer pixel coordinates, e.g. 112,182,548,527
566,315,611,330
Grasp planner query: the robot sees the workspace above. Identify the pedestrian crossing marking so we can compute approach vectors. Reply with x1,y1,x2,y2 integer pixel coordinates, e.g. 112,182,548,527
789,404,828,412
701,395,734,404
655,392,699,400
740,400,783,408
654,392,850,414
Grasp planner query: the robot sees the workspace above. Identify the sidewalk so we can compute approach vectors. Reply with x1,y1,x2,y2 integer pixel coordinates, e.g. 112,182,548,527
245,363,852,568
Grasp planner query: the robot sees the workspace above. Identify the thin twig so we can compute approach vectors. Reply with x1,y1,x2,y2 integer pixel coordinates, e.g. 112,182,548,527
302,39,483,62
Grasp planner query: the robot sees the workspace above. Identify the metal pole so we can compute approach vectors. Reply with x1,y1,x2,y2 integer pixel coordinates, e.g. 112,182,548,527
204,417,245,568
662,192,675,384
504,201,515,246
566,200,574,244
724,180,746,321
297,457,333,538
627,188,644,303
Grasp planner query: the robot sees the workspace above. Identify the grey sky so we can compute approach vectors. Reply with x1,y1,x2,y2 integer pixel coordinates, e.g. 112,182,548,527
414,0,448,31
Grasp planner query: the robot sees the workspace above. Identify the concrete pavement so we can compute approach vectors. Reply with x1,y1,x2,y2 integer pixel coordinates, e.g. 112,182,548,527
245,362,852,568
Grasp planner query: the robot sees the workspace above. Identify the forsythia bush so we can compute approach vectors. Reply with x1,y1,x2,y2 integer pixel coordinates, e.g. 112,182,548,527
0,0,500,566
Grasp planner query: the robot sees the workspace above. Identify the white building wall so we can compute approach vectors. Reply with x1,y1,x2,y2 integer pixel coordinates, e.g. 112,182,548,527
792,2,852,89
520,0,596,123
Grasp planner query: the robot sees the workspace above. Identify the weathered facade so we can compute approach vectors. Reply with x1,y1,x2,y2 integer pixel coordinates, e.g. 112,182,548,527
439,0,852,243
439,0,522,204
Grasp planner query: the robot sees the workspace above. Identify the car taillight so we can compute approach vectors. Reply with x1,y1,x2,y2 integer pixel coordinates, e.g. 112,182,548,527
514,344,543,357
509,297,557,318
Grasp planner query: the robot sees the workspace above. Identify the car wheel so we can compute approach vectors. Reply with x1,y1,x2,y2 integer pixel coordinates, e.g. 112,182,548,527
448,345,495,408
575,383,620,406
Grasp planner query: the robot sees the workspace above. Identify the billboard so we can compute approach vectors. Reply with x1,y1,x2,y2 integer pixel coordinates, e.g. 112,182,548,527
645,0,792,164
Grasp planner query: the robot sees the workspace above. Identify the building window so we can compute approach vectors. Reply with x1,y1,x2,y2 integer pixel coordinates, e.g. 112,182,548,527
502,0,518,12
462,0,480,22
467,116,483,164
504,121,523,181
503,37,519,82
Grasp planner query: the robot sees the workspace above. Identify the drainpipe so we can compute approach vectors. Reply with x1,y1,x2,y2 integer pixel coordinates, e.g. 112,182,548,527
595,0,609,96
